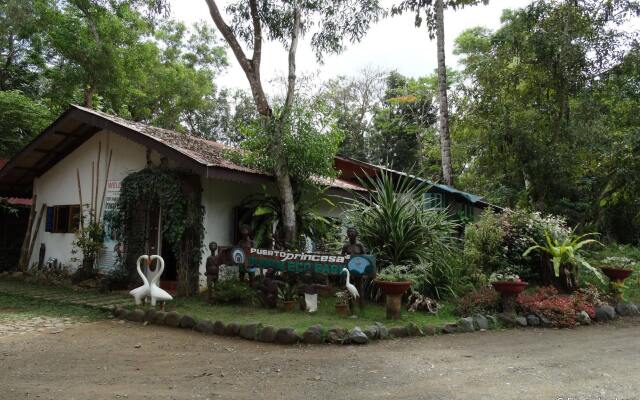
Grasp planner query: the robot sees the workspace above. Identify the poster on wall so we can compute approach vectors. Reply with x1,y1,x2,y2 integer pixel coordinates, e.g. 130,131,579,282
98,180,122,270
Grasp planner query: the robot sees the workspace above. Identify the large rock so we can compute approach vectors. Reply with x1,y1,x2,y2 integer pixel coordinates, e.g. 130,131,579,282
576,311,591,325
595,305,616,322
164,311,182,327
113,307,128,319
195,320,214,334
259,326,277,343
441,324,457,334
224,322,241,336
275,328,300,345
327,327,349,344
375,322,389,340
389,326,409,338
616,302,639,317
422,325,440,336
144,309,157,323
363,325,379,340
526,314,541,327
179,315,197,329
303,325,324,344
153,311,167,324
515,316,528,327
457,317,475,333
348,327,369,344
239,323,262,340
406,322,424,337
127,309,145,323
486,315,498,329
539,314,553,327
212,320,225,335
497,313,518,327
472,314,489,331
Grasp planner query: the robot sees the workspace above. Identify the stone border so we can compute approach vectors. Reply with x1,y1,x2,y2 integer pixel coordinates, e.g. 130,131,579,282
113,301,640,346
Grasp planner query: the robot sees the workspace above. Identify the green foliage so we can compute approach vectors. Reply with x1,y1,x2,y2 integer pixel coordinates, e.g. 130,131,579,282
376,264,416,282
524,230,603,282
346,172,457,269
70,221,105,269
454,286,500,316
111,167,204,295
276,283,298,302
238,184,341,251
237,97,343,184
210,280,257,305
0,90,51,158
463,209,505,274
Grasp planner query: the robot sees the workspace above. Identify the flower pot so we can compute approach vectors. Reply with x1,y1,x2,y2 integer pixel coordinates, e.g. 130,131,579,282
335,303,349,315
601,267,633,282
375,280,413,296
281,300,296,311
374,280,412,319
491,281,528,296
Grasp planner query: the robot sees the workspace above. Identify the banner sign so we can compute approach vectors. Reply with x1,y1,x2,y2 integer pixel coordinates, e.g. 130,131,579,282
229,247,376,276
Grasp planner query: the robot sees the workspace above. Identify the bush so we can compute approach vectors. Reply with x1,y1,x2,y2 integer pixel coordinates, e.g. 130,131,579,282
517,286,596,328
454,287,500,316
210,281,257,305
464,208,571,283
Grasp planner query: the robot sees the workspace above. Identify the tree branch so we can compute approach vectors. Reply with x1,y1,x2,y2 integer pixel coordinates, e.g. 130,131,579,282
283,6,301,113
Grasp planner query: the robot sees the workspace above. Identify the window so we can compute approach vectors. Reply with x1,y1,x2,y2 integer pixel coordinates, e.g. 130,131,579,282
463,203,475,220
45,205,80,233
424,192,445,210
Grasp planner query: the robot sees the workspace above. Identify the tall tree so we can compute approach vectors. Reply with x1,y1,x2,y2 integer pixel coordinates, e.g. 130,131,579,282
204,0,382,243
392,0,488,186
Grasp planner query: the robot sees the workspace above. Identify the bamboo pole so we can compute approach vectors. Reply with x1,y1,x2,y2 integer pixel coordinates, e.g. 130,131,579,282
97,149,113,224
18,194,37,271
94,141,101,224
90,161,95,223
25,203,47,271
76,168,84,235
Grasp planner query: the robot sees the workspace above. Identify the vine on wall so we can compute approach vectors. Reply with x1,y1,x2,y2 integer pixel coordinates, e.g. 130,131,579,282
109,167,204,296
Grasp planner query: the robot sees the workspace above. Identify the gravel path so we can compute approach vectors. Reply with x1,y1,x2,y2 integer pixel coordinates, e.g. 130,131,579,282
1,317,639,400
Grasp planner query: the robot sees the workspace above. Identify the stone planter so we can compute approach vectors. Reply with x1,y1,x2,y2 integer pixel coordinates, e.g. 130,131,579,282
492,281,528,314
375,280,412,319
601,267,633,282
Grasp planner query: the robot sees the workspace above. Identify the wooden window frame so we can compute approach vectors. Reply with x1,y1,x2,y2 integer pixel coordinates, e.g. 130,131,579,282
45,205,81,234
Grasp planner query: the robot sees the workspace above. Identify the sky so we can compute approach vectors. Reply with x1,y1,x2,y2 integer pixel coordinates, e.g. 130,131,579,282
170,0,534,91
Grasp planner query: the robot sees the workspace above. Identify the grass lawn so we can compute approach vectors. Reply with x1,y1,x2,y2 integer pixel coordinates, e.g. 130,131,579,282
0,292,109,322
156,294,457,333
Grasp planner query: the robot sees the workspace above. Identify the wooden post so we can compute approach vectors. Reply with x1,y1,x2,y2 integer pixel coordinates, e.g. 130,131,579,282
90,161,95,223
97,149,112,223
94,141,101,223
18,194,37,271
25,203,47,271
76,168,84,235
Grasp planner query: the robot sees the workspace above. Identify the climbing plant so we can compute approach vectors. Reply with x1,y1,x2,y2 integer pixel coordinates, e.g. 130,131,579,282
108,167,204,296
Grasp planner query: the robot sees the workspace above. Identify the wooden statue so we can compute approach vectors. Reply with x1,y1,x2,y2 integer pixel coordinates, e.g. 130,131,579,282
237,224,256,284
205,241,222,301
341,227,367,310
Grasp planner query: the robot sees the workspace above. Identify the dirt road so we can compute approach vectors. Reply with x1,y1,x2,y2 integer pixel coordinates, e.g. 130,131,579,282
1,317,639,400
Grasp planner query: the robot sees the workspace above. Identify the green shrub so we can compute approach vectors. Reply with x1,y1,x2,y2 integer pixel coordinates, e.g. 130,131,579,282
210,281,257,305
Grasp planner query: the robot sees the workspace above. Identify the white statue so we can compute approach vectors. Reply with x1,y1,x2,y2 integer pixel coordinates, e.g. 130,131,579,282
342,267,359,301
130,255,173,306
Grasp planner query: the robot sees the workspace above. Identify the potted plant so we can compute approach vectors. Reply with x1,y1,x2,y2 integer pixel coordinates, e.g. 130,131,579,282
374,265,414,319
490,270,527,314
489,271,528,295
334,290,350,315
277,283,298,311
523,230,603,292
600,256,636,282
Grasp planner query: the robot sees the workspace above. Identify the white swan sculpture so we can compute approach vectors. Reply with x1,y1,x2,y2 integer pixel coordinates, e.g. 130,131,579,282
342,267,359,301
129,255,173,306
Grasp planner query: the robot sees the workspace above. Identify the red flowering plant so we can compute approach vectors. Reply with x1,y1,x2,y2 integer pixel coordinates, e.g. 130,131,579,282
516,286,598,328
455,287,501,316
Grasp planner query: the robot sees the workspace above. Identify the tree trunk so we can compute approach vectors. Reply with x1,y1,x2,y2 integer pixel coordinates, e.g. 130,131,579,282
83,84,94,108
435,0,453,186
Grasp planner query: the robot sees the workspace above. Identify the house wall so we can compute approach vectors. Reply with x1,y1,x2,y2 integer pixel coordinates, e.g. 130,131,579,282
27,129,347,289
28,130,169,268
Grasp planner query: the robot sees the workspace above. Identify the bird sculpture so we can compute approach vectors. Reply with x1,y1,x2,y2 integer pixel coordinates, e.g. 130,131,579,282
342,267,359,301
129,255,173,306
130,255,151,305
147,255,173,306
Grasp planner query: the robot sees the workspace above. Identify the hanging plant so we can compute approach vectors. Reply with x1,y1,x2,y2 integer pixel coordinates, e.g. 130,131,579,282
108,167,204,296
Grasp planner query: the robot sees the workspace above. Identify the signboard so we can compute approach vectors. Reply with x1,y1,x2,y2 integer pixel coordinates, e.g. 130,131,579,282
98,180,122,270
231,248,376,276
218,265,240,282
